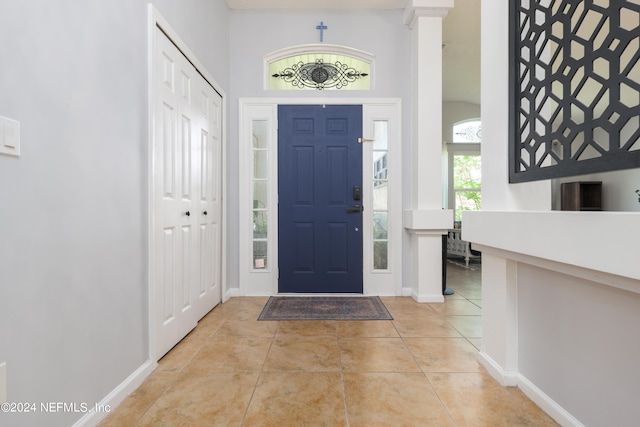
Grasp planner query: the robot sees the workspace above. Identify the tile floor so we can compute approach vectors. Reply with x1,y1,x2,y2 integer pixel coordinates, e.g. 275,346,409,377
99,262,558,426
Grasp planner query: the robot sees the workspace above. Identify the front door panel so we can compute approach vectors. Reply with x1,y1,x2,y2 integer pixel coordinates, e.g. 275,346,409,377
278,105,363,293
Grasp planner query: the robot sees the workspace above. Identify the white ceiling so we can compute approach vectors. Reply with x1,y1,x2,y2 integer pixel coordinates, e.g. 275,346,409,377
226,0,481,105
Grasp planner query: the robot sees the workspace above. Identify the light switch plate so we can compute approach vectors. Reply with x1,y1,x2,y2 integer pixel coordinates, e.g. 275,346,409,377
0,116,21,157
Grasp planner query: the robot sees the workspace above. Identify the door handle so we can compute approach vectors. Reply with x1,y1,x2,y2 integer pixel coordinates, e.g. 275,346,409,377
346,205,363,213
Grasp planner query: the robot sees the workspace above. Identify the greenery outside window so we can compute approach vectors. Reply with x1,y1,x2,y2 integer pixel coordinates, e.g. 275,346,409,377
453,155,481,221
448,120,482,221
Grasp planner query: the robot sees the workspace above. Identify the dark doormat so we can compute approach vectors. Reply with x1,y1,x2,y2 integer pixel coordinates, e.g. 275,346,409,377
257,296,393,321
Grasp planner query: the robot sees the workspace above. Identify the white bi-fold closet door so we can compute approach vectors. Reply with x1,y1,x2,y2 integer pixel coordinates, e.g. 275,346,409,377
153,26,222,359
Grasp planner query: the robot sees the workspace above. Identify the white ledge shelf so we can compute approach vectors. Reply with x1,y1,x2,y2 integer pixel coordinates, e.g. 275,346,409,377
403,209,453,231
463,211,640,289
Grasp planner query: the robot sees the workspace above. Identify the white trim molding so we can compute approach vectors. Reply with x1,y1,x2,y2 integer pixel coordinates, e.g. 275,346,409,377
72,361,156,427
478,351,586,427
238,98,402,297
264,44,375,64
404,0,455,28
147,3,228,361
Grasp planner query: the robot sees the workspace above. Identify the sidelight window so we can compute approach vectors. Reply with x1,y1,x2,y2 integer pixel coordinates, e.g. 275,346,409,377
252,120,269,269
372,121,389,270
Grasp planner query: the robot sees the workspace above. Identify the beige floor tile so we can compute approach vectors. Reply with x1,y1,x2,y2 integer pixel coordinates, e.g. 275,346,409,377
226,305,269,322
467,337,482,350
381,299,438,318
428,299,482,316
444,315,483,338
452,286,482,300
336,320,399,337
156,328,210,373
136,372,259,427
215,297,268,320
405,337,483,373
379,296,422,308
339,338,421,372
444,292,466,300
428,372,559,426
181,336,272,374
343,372,454,427
102,265,557,427
263,336,341,372
470,299,482,308
195,308,227,334
393,316,463,338
214,319,278,337
98,371,178,427
243,372,347,426
276,320,337,336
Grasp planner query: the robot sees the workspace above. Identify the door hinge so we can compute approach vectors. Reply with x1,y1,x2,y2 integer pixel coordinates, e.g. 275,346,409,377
358,137,374,144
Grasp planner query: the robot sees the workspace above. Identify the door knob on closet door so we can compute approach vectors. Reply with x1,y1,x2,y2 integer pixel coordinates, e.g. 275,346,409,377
203,211,208,216
185,211,191,216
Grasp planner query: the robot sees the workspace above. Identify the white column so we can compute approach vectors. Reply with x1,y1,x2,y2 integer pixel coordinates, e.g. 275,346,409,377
478,254,519,385
403,0,454,302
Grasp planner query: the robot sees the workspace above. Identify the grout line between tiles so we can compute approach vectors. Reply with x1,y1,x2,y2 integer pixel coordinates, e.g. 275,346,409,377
240,320,279,427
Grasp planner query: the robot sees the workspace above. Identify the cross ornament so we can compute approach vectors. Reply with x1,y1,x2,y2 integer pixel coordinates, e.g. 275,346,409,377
316,21,327,42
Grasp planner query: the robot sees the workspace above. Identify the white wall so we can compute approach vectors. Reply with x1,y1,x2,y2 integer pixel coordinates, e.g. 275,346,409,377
479,1,550,212
227,9,412,291
518,264,640,426
153,0,230,91
0,1,229,426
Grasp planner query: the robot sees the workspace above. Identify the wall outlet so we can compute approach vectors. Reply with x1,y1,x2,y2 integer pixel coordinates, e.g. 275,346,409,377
0,362,6,403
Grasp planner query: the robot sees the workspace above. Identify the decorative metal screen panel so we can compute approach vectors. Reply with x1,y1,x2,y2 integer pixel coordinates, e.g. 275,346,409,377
509,0,640,182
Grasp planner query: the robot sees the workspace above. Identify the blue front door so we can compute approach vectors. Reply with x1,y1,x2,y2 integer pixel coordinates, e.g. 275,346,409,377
278,105,363,293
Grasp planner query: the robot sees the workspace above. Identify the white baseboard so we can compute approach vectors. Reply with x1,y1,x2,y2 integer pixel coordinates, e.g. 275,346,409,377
224,288,241,301
478,351,584,427
72,360,156,427
411,290,445,303
517,374,585,427
478,351,518,386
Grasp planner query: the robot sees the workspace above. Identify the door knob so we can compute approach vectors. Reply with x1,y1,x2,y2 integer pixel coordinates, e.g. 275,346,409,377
203,211,208,215
185,211,191,216
346,205,363,213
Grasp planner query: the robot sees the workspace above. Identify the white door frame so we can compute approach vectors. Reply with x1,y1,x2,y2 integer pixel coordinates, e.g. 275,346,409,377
238,98,402,297
147,5,228,362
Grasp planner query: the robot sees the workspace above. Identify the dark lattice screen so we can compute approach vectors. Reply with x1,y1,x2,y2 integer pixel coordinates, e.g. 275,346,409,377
509,0,640,182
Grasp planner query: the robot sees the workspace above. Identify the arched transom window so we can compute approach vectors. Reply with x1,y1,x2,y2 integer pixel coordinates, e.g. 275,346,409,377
265,44,373,91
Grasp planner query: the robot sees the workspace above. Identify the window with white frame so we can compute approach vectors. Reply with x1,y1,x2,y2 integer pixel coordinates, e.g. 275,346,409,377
265,45,374,91
449,120,482,222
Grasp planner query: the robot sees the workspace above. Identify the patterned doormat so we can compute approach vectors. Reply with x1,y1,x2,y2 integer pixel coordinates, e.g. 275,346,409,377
257,296,393,321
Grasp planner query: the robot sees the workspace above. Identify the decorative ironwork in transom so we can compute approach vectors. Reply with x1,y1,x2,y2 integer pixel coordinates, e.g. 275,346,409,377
272,59,368,90
453,120,482,143
266,45,373,91
509,0,640,182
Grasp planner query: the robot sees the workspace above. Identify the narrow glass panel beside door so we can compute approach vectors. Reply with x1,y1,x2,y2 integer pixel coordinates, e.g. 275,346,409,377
372,121,389,270
252,120,268,269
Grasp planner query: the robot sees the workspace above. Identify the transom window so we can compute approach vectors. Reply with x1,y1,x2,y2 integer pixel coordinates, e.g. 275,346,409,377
266,45,373,91
453,120,482,143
